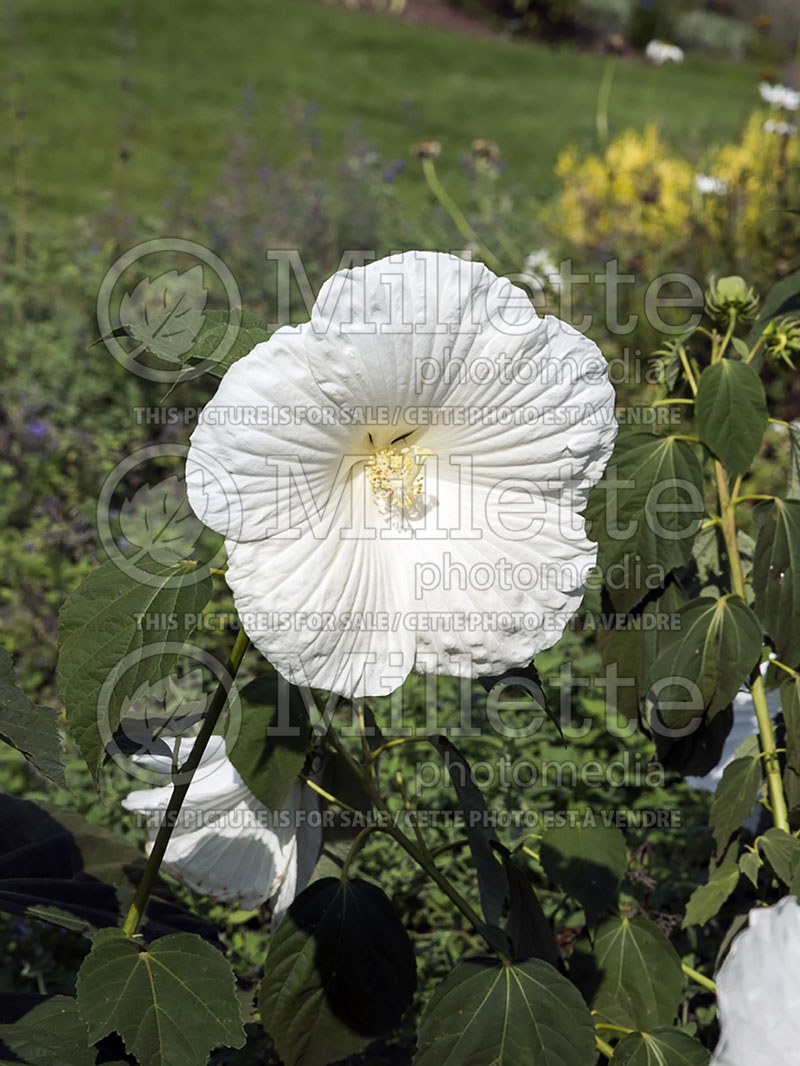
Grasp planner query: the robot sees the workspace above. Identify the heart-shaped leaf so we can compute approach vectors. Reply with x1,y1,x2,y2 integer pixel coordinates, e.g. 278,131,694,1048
76,929,244,1066
414,956,595,1066
695,359,767,475
259,877,416,1066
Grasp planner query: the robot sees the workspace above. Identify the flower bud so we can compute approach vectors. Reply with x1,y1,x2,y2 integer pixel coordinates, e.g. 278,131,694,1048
410,140,441,160
705,275,760,324
762,315,800,369
471,139,500,163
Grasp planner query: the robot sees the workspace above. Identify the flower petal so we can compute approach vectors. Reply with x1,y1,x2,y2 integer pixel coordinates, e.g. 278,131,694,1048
712,897,800,1065
224,470,417,697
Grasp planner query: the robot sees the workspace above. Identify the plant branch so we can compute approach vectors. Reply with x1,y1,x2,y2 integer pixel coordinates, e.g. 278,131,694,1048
122,627,250,936
681,962,717,994
384,823,491,949
714,460,789,832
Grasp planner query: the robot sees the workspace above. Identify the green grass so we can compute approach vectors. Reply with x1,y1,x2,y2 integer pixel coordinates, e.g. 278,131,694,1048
3,0,763,233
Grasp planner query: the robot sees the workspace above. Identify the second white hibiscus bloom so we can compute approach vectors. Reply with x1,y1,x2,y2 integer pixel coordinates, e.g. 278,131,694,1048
186,252,616,697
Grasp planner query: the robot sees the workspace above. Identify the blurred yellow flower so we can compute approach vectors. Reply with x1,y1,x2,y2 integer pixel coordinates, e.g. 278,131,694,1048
547,125,694,261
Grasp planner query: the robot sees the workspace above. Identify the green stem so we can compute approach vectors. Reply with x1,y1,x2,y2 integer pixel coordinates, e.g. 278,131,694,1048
714,460,789,833
121,627,250,936
751,669,790,832
340,825,385,880
302,776,360,815
732,493,778,505
368,735,431,763
682,962,717,994
717,310,737,362
596,56,617,147
420,157,505,274
385,823,491,948
772,659,798,680
596,1035,614,1059
678,344,698,394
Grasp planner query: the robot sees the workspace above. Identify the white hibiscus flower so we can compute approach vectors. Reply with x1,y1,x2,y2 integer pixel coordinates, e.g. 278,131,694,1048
186,251,616,698
694,174,727,196
645,40,684,65
759,82,800,111
712,897,800,1065
122,735,321,920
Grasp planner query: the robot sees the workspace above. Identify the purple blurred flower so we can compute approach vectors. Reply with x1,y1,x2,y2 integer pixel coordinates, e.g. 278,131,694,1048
382,158,406,183
25,419,49,438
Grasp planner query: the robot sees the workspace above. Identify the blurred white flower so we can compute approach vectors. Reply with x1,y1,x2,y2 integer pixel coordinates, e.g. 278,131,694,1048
523,249,562,292
186,251,617,698
695,174,727,196
645,40,684,65
759,82,800,111
711,897,800,1065
122,735,321,921
763,118,798,136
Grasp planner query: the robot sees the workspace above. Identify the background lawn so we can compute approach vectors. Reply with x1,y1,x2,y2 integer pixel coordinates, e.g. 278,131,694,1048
3,0,764,231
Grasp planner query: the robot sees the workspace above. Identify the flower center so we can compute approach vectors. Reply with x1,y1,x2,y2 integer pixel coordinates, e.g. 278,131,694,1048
365,444,431,519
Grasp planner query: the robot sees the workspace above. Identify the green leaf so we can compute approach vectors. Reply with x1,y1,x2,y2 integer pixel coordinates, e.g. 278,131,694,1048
308,750,373,883
610,1027,710,1065
597,582,688,724
430,735,507,933
187,308,270,376
739,850,761,888
226,674,310,810
752,499,800,665
781,676,800,811
539,823,627,926
118,475,204,567
656,703,734,779
481,659,561,738
682,860,739,928
688,525,755,603
76,929,244,1066
57,561,213,779
259,877,416,1066
586,433,706,613
413,957,595,1066
0,794,217,941
758,827,800,886
788,423,800,501
695,359,767,476
586,916,684,1031
496,844,562,968
0,646,65,787
709,754,762,853
0,995,127,1066
747,269,800,344
648,596,763,724
730,336,750,360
